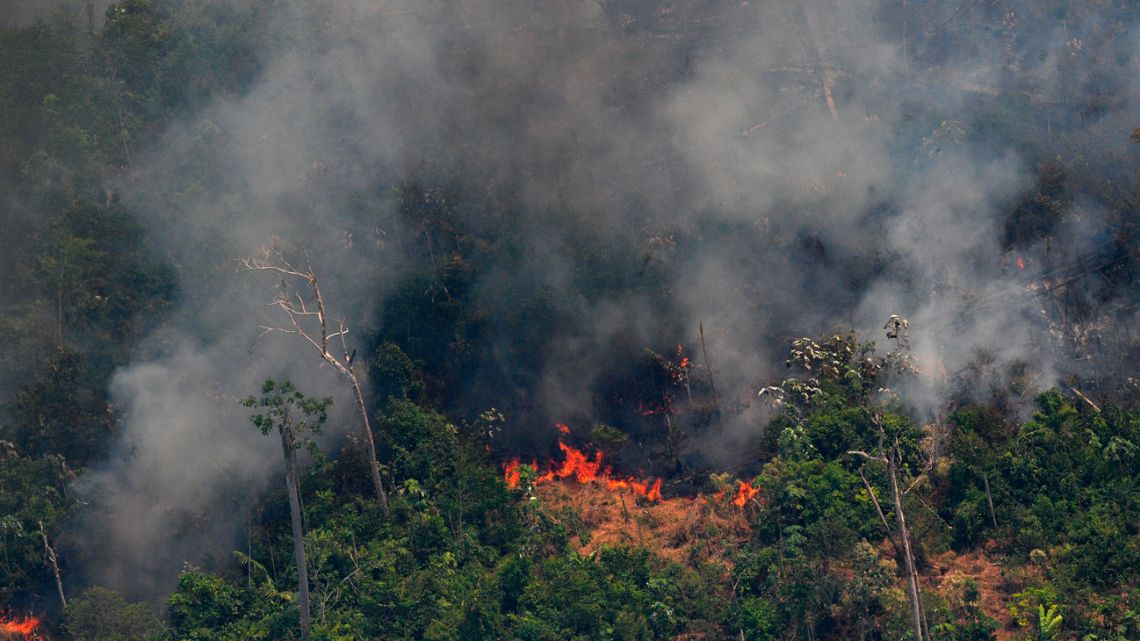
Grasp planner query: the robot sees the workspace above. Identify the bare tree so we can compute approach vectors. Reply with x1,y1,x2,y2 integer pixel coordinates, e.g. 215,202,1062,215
39,521,65,608
242,245,390,517
848,414,926,641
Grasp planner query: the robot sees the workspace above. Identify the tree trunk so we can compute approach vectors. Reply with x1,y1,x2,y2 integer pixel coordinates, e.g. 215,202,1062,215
699,322,719,413
242,249,390,518
857,467,900,556
982,472,998,529
281,427,311,641
349,369,390,517
888,445,923,641
799,5,840,121
39,522,65,608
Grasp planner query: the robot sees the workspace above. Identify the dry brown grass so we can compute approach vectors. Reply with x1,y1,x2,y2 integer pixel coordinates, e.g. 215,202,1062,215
537,479,1026,641
534,479,752,568
926,545,1028,640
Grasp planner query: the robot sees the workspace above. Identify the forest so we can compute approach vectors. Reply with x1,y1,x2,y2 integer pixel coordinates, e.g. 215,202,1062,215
0,0,1138,640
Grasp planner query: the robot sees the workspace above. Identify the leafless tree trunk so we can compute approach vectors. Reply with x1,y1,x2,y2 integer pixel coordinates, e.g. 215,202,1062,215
886,441,924,641
280,422,311,640
849,417,925,641
790,4,841,122
243,246,390,517
57,266,65,349
857,467,899,556
982,472,998,529
38,521,65,608
699,322,719,412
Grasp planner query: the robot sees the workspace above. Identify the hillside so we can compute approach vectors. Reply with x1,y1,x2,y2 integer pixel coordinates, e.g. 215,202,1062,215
1,1,1139,640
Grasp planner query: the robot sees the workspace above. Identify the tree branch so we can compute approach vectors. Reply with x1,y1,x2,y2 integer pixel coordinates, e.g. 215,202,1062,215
243,243,390,516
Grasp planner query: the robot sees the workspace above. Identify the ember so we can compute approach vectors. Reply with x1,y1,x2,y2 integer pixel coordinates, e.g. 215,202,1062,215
676,344,690,373
638,395,681,416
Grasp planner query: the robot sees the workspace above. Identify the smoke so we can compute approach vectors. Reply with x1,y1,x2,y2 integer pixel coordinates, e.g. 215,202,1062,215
0,0,115,28
72,0,1140,596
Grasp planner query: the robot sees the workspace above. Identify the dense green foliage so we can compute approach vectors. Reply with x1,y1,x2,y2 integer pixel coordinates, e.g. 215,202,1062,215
132,343,1138,641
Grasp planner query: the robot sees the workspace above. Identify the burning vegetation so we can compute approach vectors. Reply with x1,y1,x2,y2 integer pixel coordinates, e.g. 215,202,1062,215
503,424,664,501
528,470,754,566
716,480,760,508
0,615,40,641
501,422,762,567
3,1,1140,640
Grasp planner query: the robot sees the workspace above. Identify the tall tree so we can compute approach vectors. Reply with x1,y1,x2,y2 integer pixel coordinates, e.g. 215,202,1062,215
848,414,926,641
243,379,331,641
243,245,390,516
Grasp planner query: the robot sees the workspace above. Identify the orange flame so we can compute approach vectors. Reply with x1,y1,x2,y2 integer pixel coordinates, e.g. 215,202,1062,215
607,477,663,501
731,480,759,508
1016,255,1025,270
714,480,759,508
0,614,41,639
504,459,523,489
502,425,662,501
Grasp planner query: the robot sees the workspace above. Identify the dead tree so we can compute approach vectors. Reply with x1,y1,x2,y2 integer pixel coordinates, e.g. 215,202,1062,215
699,322,720,413
242,246,390,517
38,521,65,608
848,414,926,641
799,4,841,122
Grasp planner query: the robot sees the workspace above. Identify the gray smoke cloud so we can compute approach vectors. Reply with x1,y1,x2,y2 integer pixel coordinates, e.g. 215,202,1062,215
0,0,115,28
74,0,1140,596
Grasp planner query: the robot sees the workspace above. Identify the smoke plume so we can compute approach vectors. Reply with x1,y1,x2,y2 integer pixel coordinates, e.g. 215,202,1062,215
59,0,1140,596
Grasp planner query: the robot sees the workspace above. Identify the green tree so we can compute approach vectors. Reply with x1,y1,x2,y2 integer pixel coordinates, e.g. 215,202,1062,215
64,586,166,641
244,379,331,641
5,350,111,466
0,442,72,604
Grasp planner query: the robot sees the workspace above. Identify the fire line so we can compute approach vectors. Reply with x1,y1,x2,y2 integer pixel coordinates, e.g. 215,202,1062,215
503,424,662,501
0,614,41,640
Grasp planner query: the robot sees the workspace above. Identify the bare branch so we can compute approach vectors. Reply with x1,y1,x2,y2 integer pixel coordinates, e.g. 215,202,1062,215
243,243,390,516
857,468,899,556
847,449,886,463
1067,384,1101,413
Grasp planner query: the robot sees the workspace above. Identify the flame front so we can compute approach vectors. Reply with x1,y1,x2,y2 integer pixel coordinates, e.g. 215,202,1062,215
503,426,662,501
0,614,41,639
606,477,663,501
